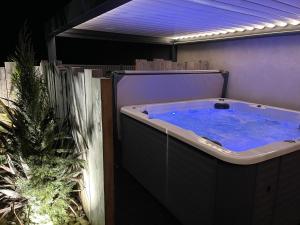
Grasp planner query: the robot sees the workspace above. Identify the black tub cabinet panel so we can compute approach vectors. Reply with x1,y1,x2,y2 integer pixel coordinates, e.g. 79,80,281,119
251,159,279,225
214,161,257,225
167,137,217,225
273,151,300,225
121,115,168,203
121,114,300,225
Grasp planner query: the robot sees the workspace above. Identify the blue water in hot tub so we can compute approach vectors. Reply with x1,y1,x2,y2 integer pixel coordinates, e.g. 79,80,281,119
150,108,300,152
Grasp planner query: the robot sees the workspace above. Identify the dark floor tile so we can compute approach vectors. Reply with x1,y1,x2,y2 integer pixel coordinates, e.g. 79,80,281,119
115,167,182,225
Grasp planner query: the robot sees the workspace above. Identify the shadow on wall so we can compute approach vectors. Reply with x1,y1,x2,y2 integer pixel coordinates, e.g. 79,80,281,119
46,64,106,225
69,69,106,225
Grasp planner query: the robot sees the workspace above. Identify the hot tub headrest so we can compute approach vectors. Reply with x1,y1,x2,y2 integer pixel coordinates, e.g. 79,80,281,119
202,137,222,146
214,102,230,109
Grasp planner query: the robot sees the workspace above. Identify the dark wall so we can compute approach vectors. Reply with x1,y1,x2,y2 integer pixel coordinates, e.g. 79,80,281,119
0,21,49,64
56,37,172,65
0,0,71,65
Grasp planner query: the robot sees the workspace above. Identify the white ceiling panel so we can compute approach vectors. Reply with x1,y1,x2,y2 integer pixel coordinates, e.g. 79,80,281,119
74,0,300,42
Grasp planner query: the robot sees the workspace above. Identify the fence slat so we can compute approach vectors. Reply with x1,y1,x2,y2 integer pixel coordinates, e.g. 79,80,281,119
0,67,7,103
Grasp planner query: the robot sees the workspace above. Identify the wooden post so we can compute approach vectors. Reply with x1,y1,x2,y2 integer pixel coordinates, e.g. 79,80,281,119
47,37,57,63
101,78,115,225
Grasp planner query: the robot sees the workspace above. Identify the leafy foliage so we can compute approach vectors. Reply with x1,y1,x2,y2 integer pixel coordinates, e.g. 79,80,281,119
0,25,87,224
9,25,47,123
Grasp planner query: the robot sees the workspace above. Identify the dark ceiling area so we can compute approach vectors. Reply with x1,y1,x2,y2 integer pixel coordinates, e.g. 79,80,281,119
0,0,71,64
0,0,172,66
56,37,172,65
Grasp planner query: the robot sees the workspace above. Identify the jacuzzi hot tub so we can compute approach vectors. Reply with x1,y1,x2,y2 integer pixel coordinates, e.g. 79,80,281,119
121,98,300,225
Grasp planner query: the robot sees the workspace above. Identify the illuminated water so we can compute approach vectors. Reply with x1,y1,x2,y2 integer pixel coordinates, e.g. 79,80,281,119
150,108,300,152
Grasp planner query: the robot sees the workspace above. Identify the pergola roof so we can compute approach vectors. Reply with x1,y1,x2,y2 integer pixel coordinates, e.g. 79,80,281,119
48,0,300,44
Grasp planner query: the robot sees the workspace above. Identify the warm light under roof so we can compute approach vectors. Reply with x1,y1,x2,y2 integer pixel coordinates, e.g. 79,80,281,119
74,0,300,42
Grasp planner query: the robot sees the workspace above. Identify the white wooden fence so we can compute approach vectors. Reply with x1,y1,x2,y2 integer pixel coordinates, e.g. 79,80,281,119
135,58,210,70
42,62,131,225
41,62,106,225
0,62,16,106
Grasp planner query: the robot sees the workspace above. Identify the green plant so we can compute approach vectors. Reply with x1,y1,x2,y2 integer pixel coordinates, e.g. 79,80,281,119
0,25,86,225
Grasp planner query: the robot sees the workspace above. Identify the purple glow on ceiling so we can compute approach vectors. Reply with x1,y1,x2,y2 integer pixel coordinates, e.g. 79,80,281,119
74,0,300,39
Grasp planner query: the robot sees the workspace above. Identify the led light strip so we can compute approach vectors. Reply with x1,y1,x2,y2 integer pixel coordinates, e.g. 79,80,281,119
173,19,300,41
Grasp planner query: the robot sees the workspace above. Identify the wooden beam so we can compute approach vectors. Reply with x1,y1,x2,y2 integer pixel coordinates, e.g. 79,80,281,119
47,36,57,62
58,29,173,45
45,0,132,39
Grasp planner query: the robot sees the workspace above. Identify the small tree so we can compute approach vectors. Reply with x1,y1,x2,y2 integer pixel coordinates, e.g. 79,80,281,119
0,25,86,225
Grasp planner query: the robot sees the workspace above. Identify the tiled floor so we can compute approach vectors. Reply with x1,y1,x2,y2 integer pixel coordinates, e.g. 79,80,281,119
115,167,182,225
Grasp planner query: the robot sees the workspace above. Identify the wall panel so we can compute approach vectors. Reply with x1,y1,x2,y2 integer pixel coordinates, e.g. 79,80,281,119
177,34,300,110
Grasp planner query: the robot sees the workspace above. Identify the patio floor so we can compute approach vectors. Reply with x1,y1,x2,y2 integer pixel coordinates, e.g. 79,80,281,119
115,166,182,225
